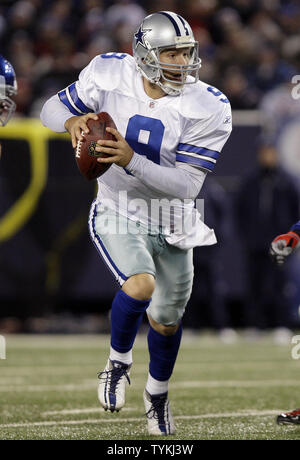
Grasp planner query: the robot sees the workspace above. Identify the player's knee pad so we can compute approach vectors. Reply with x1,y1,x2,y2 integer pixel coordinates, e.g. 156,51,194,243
148,271,193,326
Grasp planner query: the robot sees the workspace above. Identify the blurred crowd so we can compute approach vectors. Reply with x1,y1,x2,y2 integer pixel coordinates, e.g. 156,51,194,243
1,0,300,117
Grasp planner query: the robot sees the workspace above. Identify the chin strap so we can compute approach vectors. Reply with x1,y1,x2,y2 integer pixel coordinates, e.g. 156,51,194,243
156,79,184,96
137,63,184,97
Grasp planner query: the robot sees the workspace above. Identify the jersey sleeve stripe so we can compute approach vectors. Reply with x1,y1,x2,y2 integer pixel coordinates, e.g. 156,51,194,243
58,89,83,116
176,150,216,163
66,86,86,114
177,143,220,159
68,82,93,113
176,153,215,171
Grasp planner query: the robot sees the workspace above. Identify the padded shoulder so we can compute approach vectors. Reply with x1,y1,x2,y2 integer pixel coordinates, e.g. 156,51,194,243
92,53,137,94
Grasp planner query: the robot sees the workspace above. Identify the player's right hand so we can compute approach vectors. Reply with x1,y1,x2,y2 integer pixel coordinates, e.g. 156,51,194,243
270,231,300,265
64,113,99,148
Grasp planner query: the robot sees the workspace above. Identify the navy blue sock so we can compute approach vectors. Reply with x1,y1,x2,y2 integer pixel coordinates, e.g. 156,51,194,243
110,290,150,353
147,323,182,381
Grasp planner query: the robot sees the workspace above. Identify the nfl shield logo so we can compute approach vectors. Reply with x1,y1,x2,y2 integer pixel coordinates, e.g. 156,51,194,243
149,101,155,108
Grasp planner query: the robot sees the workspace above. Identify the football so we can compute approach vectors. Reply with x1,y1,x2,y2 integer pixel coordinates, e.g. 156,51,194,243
75,112,117,181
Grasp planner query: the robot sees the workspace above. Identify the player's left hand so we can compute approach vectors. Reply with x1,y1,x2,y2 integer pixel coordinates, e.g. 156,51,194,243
270,232,300,265
95,127,133,168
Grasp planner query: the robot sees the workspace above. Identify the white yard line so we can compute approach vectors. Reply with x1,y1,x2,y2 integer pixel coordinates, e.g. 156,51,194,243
42,407,137,416
0,379,299,392
178,410,281,419
0,410,282,429
0,361,296,376
0,378,26,385
2,334,146,349
0,383,96,392
171,380,300,388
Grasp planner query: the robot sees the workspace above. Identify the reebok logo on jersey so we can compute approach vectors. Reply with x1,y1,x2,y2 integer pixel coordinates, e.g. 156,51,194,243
223,116,231,124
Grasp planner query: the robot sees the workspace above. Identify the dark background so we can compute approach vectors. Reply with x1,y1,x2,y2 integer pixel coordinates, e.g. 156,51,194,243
1,0,300,332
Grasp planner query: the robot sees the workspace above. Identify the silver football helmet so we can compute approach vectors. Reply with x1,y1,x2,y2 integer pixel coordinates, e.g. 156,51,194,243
132,11,201,96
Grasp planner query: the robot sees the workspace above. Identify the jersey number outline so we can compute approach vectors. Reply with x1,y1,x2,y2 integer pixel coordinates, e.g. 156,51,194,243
207,86,229,103
125,115,165,165
99,55,165,165
100,53,127,60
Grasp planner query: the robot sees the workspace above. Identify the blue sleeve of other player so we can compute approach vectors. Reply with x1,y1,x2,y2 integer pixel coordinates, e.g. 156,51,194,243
291,220,300,234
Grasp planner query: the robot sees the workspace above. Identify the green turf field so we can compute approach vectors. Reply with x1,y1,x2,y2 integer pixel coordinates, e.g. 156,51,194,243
0,332,300,440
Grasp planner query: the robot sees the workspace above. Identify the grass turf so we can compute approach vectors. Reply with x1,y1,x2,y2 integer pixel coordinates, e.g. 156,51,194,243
0,332,300,440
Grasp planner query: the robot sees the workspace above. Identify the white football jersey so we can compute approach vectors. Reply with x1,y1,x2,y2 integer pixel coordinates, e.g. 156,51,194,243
58,53,232,246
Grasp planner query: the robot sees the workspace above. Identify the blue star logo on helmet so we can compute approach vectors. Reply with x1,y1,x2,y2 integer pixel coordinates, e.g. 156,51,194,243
134,26,151,48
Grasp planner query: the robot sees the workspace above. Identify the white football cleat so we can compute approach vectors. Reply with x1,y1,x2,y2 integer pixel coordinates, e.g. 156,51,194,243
143,389,175,435
98,359,131,412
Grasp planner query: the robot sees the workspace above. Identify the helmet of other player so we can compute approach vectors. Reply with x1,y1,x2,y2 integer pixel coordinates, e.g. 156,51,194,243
0,55,17,126
132,11,201,96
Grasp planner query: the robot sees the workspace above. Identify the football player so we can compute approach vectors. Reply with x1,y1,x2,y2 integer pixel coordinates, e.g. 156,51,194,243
0,55,17,157
40,11,232,435
270,221,300,265
270,220,300,425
